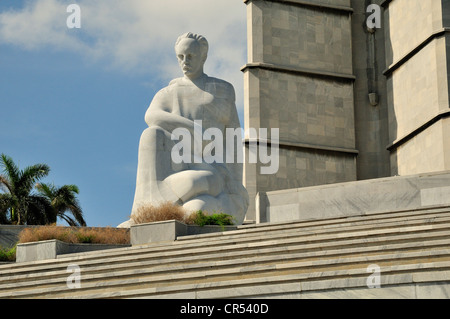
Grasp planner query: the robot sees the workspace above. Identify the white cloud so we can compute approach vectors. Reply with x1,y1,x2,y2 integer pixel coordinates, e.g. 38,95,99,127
0,0,248,112
0,0,83,50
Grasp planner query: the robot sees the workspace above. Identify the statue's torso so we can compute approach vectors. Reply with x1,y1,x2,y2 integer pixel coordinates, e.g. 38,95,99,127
156,75,234,131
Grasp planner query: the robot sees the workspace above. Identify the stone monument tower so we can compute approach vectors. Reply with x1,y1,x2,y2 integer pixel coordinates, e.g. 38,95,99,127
242,0,450,221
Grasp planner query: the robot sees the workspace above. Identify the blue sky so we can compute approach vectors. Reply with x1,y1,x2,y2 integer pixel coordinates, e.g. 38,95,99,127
0,0,247,227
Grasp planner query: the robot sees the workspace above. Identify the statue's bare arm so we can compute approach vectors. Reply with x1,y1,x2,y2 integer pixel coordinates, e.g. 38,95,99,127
144,89,195,133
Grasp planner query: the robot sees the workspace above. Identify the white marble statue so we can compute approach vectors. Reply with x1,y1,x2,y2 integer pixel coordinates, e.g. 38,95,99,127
119,32,249,227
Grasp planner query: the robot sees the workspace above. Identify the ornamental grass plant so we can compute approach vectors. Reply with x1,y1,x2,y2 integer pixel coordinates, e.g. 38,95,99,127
18,225,130,245
130,201,188,224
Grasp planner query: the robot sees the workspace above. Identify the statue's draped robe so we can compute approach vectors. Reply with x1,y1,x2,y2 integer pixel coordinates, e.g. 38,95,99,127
131,75,249,224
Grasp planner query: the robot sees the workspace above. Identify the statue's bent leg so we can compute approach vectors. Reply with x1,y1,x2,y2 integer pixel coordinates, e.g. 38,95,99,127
164,168,224,203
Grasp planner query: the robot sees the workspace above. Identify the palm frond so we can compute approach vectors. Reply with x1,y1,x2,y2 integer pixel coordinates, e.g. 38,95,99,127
65,184,79,194
37,183,85,226
59,214,78,227
0,154,19,188
35,182,55,198
18,163,50,193
64,201,85,226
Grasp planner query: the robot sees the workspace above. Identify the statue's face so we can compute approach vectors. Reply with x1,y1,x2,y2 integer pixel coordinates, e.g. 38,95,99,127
176,38,205,80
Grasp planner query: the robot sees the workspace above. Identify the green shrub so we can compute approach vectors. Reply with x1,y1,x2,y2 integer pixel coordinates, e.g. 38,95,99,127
0,245,16,262
187,210,235,227
76,233,95,244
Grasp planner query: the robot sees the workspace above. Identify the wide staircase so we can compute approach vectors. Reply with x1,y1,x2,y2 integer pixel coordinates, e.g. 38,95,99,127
1,205,450,299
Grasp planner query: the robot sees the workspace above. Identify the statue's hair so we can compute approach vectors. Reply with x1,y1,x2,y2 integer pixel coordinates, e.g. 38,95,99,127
175,32,209,58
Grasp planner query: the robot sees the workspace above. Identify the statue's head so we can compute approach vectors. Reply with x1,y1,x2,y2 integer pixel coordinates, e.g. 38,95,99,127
175,32,208,80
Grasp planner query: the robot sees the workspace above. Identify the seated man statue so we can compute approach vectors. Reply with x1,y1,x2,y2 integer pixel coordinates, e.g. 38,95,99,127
121,32,249,227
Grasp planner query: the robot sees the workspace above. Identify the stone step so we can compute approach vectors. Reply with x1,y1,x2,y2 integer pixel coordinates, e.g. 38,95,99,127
178,206,450,241
175,214,450,246
2,230,450,291
1,234,449,290
1,206,449,299
1,237,449,297
243,205,450,232
3,251,450,299
1,240,449,298
1,212,449,281
119,264,450,299
1,210,450,278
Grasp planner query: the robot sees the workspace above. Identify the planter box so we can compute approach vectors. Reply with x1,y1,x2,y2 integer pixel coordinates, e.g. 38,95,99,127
16,240,131,263
130,220,238,245
131,220,187,245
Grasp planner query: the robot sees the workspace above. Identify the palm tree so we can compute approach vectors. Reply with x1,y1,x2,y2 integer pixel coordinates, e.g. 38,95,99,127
0,153,52,225
36,183,86,226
